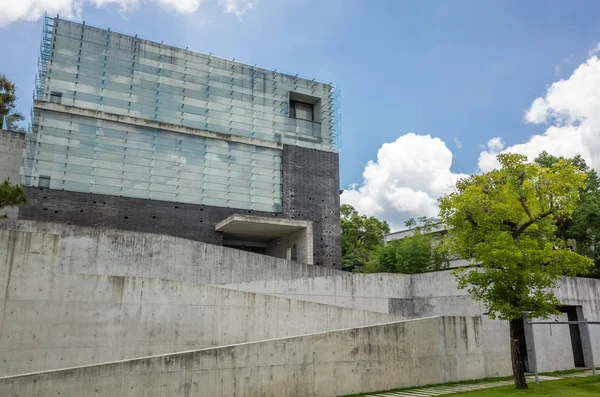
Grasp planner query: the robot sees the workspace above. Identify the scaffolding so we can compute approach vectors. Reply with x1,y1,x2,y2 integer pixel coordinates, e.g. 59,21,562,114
34,14,54,101
24,15,341,211
32,15,341,152
330,85,342,152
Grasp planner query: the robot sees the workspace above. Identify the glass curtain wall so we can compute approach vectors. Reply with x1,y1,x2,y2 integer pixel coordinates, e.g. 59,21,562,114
38,18,337,151
23,16,342,212
25,109,283,212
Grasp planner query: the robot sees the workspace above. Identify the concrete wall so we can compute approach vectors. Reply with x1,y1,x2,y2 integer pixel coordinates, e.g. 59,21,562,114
0,316,496,397
221,271,488,318
527,313,574,372
412,272,600,372
266,227,313,265
0,130,25,219
222,270,600,374
222,273,413,315
0,220,342,284
0,229,395,376
18,144,342,268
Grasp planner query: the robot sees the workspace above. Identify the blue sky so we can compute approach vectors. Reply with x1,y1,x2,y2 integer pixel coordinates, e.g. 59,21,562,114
2,0,600,229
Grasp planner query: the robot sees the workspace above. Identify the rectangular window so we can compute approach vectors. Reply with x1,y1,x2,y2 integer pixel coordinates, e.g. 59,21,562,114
289,100,314,122
50,91,62,104
38,175,51,189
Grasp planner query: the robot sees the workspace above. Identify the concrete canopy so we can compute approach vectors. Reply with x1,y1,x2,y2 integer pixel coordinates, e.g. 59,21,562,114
215,214,309,241
216,214,313,264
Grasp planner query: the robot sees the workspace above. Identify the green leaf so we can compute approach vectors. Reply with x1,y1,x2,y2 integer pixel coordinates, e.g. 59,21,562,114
439,153,594,321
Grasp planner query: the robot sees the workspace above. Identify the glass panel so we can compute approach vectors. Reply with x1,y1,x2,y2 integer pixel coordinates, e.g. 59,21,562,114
25,108,283,212
42,18,338,152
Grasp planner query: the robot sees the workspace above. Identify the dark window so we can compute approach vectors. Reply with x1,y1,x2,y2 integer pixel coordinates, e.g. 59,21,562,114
50,91,62,104
290,245,297,262
289,100,314,122
38,175,51,189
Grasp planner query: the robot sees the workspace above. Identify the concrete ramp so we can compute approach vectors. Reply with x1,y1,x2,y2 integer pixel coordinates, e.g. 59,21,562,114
218,273,414,315
0,220,343,284
0,316,493,397
0,229,396,376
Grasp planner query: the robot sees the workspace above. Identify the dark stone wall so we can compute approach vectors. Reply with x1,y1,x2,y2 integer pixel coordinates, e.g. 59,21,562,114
18,145,342,268
282,145,341,268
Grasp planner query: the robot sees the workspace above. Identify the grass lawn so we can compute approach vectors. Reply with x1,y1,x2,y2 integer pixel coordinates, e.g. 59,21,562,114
459,377,600,396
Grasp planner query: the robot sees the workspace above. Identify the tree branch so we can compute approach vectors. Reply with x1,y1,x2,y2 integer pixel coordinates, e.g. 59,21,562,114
519,195,533,221
504,220,518,231
513,207,556,239
466,214,478,229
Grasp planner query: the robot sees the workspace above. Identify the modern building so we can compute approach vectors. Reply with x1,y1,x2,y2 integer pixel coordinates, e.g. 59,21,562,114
18,16,342,267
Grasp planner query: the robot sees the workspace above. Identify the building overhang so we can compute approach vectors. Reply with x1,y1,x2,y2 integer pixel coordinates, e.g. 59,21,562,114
215,214,311,242
216,214,314,264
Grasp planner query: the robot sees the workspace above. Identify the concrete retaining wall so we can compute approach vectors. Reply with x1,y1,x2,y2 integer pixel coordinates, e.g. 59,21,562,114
221,273,413,315
0,130,25,219
221,270,600,374
411,272,600,373
0,220,342,284
0,229,395,376
0,316,496,397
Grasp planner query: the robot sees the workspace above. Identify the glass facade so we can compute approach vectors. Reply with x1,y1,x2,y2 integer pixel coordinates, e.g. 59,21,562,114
25,109,282,212
23,16,341,212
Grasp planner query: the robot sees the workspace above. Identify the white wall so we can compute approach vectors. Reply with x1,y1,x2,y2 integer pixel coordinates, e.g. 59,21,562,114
0,220,342,284
2,220,598,378
0,316,496,397
0,229,397,377
221,270,600,374
221,273,412,315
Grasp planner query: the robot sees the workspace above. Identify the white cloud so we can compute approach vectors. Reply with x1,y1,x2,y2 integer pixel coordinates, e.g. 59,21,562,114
588,43,600,57
90,0,139,11
477,137,505,172
478,56,600,173
341,133,468,231
158,0,202,13
0,0,256,27
477,137,506,172
0,0,83,27
453,137,463,149
487,137,504,152
218,0,257,18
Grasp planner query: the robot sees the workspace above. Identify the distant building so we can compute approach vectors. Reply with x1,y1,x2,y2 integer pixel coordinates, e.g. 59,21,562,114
16,15,342,267
384,223,447,245
384,224,473,269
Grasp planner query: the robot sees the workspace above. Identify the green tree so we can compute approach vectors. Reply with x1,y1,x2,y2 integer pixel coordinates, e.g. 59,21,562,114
535,151,600,277
365,217,450,274
438,153,593,389
0,74,25,131
340,204,390,272
0,178,27,211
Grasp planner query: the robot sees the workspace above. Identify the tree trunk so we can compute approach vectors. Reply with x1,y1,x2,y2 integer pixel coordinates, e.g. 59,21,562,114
509,319,528,389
